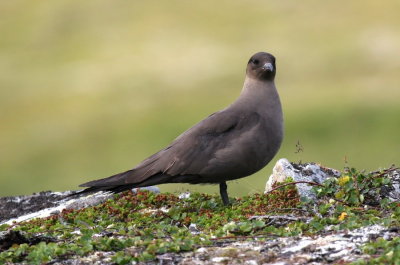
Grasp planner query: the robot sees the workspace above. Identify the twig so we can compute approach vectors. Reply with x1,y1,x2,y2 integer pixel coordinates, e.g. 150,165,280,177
368,164,397,176
265,181,353,206
248,215,311,222
210,234,277,241
267,208,308,213
361,166,398,185
371,166,398,179
332,197,351,206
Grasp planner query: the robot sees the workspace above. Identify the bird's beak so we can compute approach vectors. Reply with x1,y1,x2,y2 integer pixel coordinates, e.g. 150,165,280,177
262,63,274,72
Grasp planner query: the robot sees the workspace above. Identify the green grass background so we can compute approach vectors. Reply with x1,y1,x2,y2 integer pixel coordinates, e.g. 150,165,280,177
1,1,399,197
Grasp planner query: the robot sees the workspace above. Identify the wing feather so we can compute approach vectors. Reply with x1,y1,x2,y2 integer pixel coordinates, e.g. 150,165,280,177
81,110,261,187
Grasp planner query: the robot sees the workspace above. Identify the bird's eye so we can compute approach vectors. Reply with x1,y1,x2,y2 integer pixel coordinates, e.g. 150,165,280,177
253,59,259,65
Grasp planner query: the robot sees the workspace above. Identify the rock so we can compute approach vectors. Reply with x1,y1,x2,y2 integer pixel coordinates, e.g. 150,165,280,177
189,223,200,234
132,186,160,194
0,191,69,223
0,186,160,225
0,230,56,251
265,158,341,199
212,256,230,263
179,192,191,199
171,225,397,265
372,167,400,203
265,159,400,206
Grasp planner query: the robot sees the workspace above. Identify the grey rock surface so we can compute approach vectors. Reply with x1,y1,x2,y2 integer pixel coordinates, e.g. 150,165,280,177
0,191,69,223
29,225,398,265
0,186,160,225
265,158,341,199
265,159,400,206
171,225,397,265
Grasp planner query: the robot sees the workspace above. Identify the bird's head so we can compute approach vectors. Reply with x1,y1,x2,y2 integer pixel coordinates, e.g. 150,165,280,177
246,52,276,81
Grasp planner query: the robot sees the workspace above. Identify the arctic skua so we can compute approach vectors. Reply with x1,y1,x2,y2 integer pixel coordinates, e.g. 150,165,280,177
77,52,283,205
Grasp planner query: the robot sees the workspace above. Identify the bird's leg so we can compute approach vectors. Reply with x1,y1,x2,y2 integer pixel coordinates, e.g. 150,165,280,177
219,182,230,205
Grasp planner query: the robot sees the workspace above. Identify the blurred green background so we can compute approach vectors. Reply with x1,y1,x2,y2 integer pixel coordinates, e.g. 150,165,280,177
1,1,399,197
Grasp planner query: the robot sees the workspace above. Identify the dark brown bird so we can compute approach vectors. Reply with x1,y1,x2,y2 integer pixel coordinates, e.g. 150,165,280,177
77,52,283,205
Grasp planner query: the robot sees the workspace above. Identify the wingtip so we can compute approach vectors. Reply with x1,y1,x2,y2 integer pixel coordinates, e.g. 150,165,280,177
78,182,90,187
78,178,108,187
78,181,92,188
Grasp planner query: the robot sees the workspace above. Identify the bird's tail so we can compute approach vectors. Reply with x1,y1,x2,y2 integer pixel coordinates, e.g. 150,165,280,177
66,169,138,198
68,172,179,198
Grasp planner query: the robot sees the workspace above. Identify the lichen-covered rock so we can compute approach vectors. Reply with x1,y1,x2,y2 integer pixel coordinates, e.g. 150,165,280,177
0,186,160,225
374,167,400,203
152,225,399,265
265,159,400,206
264,158,341,199
0,191,70,223
0,230,56,252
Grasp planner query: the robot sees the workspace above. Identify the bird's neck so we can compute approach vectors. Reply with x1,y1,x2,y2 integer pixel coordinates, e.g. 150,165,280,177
238,77,280,111
238,77,283,137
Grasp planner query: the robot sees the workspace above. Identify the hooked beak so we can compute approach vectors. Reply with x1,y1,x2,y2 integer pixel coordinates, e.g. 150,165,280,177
261,62,274,72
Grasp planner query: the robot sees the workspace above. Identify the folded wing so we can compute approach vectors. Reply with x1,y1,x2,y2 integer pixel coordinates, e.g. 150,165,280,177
80,109,261,188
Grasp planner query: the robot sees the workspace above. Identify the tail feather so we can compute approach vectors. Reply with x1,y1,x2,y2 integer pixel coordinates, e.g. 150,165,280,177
67,184,136,198
71,173,202,198
79,169,135,188
70,173,173,198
